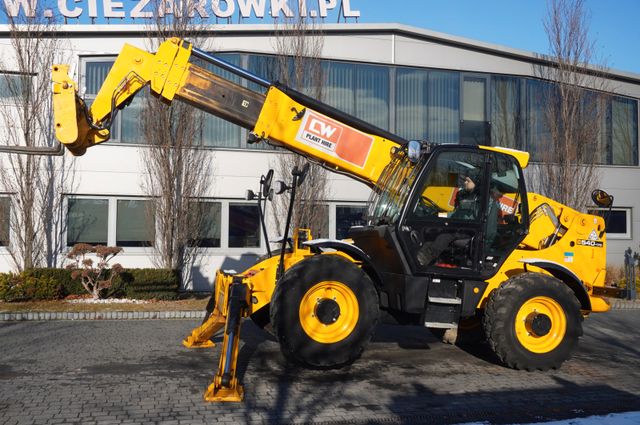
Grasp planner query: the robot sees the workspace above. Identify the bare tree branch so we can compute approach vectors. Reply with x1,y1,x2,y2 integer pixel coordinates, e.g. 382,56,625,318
139,4,214,276
271,11,330,239
530,0,609,211
0,4,76,271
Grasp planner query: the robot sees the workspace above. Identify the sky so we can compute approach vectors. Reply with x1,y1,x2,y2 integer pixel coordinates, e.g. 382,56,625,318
2,0,638,73
355,0,640,74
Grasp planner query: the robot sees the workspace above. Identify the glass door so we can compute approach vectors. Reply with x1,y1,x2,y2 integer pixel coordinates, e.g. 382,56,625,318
460,74,490,145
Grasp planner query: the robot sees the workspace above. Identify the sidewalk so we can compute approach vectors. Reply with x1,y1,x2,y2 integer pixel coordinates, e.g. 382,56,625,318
1,299,639,322
0,309,207,321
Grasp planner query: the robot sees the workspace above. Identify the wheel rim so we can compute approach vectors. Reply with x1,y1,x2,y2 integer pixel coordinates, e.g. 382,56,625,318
514,296,566,353
299,281,359,344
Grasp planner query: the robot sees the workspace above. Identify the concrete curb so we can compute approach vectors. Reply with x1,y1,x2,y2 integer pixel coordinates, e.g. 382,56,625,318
609,299,640,310
0,310,206,321
1,300,639,322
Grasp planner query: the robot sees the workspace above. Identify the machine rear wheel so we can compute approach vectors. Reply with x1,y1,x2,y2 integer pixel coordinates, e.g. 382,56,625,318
483,273,582,371
270,255,379,368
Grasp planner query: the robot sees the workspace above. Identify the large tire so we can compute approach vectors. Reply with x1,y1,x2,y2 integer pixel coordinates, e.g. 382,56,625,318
270,254,379,368
483,272,583,371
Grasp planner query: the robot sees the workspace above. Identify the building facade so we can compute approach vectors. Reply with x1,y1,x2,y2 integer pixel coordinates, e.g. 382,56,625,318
0,23,638,289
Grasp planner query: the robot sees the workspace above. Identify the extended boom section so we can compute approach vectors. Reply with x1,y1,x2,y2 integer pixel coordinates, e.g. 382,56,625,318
52,37,402,186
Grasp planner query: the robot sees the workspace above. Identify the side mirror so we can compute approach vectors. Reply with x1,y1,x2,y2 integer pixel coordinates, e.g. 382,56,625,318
245,189,257,201
261,169,274,197
591,189,614,208
274,180,289,195
408,140,422,163
296,163,311,187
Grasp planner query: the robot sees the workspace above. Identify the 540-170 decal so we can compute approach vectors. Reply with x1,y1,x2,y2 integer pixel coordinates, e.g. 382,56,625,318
576,239,604,248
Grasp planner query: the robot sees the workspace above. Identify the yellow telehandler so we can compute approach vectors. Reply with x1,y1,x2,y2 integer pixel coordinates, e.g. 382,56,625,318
50,38,622,402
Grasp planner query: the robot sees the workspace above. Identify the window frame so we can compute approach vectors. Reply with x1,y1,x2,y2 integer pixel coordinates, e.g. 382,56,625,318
588,207,632,240
65,195,155,253
334,203,368,240
66,197,110,247
0,71,35,105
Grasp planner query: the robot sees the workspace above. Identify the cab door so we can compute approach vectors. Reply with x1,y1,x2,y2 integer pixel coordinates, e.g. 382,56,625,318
398,148,491,276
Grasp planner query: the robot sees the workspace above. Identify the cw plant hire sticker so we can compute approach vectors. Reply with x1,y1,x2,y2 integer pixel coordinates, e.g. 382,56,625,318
295,110,373,168
564,252,574,263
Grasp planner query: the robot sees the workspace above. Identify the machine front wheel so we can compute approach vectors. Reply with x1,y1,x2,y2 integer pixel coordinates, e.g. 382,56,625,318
270,254,379,368
483,273,583,371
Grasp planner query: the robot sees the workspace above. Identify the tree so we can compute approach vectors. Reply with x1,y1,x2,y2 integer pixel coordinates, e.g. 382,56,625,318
139,3,213,278
66,244,123,300
271,10,330,239
0,3,75,270
530,0,609,211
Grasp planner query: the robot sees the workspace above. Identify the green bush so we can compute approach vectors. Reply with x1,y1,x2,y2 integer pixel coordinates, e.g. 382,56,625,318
0,272,62,302
116,269,180,300
0,268,180,301
24,268,83,296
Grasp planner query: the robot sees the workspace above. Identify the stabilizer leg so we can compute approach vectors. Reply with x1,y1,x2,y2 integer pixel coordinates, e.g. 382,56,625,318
204,282,248,402
183,272,231,348
182,307,225,348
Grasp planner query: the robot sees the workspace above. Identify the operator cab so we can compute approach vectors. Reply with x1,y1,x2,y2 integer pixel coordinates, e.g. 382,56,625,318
349,144,530,318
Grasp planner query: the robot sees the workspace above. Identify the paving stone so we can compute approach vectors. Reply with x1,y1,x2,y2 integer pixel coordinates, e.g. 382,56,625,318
2,312,640,424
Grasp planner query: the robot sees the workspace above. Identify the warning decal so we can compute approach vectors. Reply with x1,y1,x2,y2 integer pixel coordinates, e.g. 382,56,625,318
295,110,374,168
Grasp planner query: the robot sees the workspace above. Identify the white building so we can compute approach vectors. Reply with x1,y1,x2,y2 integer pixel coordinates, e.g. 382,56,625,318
1,23,638,289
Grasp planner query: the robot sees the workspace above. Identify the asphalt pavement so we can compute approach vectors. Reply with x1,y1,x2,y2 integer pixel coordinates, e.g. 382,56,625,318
1,310,640,425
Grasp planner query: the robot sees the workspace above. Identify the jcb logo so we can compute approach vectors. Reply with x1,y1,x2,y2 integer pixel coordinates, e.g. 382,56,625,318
309,118,338,140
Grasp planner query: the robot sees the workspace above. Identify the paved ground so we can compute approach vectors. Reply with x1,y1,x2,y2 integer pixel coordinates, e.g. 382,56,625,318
1,311,640,425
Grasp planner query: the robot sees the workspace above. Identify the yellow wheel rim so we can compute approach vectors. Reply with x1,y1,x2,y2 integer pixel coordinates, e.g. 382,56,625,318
299,281,359,344
514,296,566,354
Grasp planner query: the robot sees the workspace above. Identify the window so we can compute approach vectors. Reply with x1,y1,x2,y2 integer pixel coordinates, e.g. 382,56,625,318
611,97,638,166
526,79,554,161
355,64,389,130
491,76,521,149
116,200,154,247
336,205,367,240
199,54,243,148
428,71,459,144
395,68,428,141
0,197,10,246
588,208,631,239
192,201,222,247
461,75,489,145
323,61,390,130
0,72,31,100
67,198,109,246
228,203,260,248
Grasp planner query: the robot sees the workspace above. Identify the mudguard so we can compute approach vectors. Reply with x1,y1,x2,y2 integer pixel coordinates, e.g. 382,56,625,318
520,258,591,311
303,239,384,288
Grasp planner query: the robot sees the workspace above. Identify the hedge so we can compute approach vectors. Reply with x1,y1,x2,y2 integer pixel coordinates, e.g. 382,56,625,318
0,268,181,302
0,273,61,302
116,269,181,300
24,268,83,296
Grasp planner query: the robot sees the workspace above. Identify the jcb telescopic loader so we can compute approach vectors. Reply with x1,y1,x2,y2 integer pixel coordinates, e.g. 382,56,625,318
52,38,621,402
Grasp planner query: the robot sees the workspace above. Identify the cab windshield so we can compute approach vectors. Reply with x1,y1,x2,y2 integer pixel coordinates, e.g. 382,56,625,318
366,148,428,225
